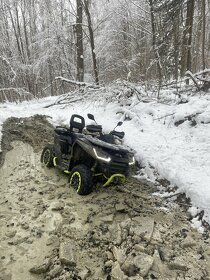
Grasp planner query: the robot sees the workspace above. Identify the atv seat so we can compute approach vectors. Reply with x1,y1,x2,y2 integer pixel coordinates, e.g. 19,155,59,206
54,115,85,155
70,114,85,133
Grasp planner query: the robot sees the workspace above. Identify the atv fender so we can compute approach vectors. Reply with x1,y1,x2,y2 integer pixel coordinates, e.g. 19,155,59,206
68,141,95,171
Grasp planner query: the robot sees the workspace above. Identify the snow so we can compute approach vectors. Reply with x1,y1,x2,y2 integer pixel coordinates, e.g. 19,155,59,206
0,89,210,226
191,217,204,233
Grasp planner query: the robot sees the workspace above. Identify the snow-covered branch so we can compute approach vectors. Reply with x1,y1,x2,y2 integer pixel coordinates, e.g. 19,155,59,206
185,70,210,91
55,76,100,88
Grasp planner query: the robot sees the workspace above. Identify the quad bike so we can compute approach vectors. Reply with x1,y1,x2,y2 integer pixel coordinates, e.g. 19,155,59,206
41,114,135,195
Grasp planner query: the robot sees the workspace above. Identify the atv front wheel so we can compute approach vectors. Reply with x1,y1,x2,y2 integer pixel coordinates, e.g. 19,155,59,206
69,165,93,195
40,145,54,167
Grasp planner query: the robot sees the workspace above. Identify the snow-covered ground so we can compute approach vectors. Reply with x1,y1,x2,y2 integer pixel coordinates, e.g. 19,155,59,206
0,89,210,226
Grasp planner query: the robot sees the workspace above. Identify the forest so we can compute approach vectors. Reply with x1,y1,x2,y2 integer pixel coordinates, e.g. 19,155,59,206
0,0,209,102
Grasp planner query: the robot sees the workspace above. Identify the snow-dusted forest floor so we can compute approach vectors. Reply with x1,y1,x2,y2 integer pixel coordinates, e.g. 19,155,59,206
0,115,210,280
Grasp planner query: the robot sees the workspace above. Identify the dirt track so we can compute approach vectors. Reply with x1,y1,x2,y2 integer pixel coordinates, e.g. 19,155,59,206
0,116,210,280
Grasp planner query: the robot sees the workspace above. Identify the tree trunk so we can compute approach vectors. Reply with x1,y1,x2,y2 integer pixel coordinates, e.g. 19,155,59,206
148,0,162,97
15,7,26,64
202,0,206,70
76,0,84,82
174,16,180,81
181,0,195,79
173,2,182,82
83,0,99,85
8,8,25,64
21,4,30,63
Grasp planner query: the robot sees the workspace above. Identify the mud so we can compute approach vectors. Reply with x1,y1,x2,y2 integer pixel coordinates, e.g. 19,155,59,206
0,116,210,280
0,115,54,167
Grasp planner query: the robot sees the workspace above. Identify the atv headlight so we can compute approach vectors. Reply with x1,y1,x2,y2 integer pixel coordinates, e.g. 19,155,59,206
129,156,135,166
93,148,111,163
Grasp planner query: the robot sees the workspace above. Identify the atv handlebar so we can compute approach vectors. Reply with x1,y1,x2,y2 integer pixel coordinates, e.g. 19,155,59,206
86,124,102,134
110,130,125,139
85,115,125,144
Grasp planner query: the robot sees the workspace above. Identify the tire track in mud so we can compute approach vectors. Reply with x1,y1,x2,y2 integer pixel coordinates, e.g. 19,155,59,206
0,115,210,280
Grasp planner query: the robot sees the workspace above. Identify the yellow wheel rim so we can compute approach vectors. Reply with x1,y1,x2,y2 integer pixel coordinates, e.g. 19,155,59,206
70,171,82,193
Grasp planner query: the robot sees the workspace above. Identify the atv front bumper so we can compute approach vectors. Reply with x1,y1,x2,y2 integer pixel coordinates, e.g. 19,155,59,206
103,174,126,187
99,161,129,178
95,160,129,186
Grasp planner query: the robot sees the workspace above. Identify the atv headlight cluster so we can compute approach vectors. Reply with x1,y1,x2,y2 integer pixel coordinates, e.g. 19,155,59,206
93,148,111,163
129,155,135,166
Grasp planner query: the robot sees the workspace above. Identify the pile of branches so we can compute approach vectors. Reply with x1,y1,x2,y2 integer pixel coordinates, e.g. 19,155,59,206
44,78,149,108
185,69,210,92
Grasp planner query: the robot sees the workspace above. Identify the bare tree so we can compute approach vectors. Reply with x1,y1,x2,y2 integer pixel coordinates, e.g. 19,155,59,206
202,0,206,70
181,0,195,78
76,0,84,82
83,0,99,85
148,0,162,94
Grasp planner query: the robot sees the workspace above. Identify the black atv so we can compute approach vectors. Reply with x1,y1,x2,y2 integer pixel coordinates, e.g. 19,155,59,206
41,114,135,195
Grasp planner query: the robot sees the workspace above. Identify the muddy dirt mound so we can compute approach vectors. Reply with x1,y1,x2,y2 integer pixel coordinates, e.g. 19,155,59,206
0,116,210,280
0,115,54,167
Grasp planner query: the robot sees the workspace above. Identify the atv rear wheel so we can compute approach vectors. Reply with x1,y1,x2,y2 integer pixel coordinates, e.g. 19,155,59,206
40,145,54,167
69,165,93,195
